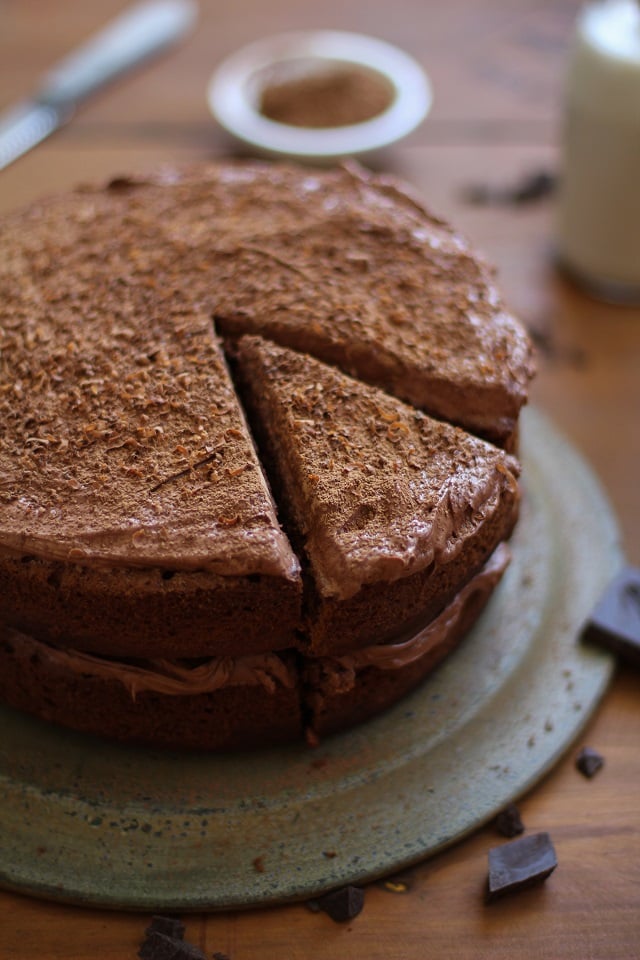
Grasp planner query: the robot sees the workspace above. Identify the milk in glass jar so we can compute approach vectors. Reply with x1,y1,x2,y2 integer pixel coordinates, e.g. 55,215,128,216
556,0,640,303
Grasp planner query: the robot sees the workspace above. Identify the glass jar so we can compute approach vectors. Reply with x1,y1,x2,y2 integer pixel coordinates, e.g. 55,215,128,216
556,0,640,303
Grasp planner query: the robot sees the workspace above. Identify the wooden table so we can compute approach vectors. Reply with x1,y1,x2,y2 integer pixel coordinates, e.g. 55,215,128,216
1,1,638,956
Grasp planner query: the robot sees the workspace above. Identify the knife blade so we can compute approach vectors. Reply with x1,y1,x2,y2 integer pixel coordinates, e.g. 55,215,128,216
0,0,198,172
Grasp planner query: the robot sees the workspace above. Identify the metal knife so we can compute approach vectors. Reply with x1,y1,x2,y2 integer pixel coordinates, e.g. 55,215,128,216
0,0,198,172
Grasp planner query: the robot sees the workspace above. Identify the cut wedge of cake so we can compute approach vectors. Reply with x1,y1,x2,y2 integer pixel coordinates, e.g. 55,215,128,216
231,335,521,656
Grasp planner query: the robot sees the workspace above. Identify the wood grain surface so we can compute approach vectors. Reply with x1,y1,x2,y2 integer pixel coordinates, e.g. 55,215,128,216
1,1,639,957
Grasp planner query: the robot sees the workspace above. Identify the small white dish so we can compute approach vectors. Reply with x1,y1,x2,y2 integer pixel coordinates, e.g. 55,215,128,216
207,30,432,162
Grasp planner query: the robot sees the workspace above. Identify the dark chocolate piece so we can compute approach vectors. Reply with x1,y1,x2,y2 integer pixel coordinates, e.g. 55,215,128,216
576,746,604,778
462,170,556,207
582,566,640,666
138,931,206,960
487,832,557,902
495,802,525,838
317,885,365,922
145,917,185,941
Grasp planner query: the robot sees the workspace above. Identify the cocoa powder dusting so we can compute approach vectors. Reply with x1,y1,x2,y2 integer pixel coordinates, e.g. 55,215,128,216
259,65,394,128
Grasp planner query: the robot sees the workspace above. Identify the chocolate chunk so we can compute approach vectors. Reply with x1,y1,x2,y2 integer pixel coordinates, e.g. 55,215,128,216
495,802,525,838
582,567,640,666
510,170,557,204
462,170,556,207
145,917,185,941
487,832,557,902
138,931,206,960
576,746,604,778
317,885,365,922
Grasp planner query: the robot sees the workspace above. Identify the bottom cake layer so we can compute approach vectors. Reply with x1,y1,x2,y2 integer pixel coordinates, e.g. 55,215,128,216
0,545,509,751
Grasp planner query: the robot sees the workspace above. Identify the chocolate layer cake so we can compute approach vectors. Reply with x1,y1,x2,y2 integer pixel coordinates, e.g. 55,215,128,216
0,160,534,750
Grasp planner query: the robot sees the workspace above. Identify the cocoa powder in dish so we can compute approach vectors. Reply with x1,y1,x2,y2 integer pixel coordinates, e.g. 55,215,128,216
259,64,394,128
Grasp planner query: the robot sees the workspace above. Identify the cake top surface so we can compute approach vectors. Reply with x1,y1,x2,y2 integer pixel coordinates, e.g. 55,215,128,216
234,335,520,600
0,159,531,576
1,160,534,441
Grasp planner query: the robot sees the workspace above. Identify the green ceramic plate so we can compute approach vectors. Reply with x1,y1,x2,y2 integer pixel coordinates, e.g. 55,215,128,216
0,408,623,910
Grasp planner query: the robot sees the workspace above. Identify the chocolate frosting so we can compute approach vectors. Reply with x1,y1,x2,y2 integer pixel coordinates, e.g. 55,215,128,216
11,633,297,698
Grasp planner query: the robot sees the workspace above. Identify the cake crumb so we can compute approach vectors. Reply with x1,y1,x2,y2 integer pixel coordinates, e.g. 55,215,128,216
576,746,604,778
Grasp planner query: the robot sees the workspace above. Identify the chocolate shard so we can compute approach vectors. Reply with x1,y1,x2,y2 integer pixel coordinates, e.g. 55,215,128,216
495,802,525,838
138,931,206,960
317,885,365,922
145,916,185,941
462,170,556,207
487,832,557,902
582,566,640,666
576,746,605,779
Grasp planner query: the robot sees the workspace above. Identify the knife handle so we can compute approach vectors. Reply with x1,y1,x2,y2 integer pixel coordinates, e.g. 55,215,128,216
39,0,198,107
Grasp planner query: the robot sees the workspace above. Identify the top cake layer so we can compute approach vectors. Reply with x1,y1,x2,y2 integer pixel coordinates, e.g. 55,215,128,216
0,160,532,582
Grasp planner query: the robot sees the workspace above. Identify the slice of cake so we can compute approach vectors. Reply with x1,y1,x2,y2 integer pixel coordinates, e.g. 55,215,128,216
230,335,520,656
